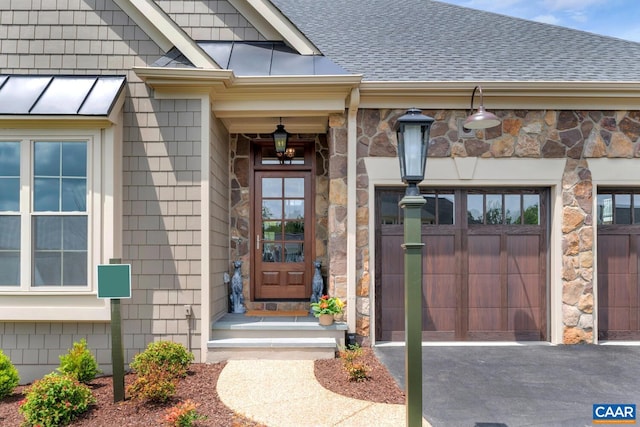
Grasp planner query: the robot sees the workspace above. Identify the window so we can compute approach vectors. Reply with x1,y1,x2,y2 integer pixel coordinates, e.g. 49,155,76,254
0,138,91,290
378,189,455,225
597,191,640,225
467,191,540,225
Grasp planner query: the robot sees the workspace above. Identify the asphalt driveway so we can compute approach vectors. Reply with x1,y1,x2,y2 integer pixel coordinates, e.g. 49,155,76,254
374,344,640,427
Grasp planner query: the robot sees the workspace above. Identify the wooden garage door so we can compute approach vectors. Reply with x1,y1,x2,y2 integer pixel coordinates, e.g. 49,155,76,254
376,188,548,341
597,191,640,340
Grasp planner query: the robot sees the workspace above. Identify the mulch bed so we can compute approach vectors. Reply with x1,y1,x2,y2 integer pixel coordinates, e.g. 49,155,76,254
0,347,404,426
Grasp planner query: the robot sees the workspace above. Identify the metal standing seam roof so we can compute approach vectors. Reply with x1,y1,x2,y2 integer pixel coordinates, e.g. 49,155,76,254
269,0,640,82
0,75,126,116
152,41,349,76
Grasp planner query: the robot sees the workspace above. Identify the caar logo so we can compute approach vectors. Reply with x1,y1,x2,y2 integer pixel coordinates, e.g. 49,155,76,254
593,404,636,424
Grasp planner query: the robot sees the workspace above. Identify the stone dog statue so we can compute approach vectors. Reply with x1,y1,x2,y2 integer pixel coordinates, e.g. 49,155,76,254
310,260,324,313
230,260,245,313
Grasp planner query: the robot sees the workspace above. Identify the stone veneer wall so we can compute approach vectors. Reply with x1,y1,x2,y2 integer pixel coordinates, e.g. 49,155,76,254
228,134,330,311
348,108,640,344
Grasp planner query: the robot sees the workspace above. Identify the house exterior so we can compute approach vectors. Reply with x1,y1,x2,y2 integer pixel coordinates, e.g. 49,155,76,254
2,0,640,382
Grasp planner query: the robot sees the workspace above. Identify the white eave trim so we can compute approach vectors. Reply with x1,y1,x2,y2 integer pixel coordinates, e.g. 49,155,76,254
229,0,320,55
113,0,219,69
359,81,640,110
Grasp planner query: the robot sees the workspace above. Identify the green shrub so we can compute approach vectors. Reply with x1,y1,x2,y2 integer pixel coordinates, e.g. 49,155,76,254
127,363,177,402
130,341,193,379
57,338,101,383
162,399,207,426
0,349,19,399
19,373,95,427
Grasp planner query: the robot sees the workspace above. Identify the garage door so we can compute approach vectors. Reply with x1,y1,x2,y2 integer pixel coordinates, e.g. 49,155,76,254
597,191,640,340
376,188,548,341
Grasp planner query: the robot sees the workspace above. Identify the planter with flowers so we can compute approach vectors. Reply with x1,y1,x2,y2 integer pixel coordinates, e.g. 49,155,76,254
310,295,345,325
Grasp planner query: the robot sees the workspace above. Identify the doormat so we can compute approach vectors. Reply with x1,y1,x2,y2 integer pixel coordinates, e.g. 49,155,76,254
245,310,309,317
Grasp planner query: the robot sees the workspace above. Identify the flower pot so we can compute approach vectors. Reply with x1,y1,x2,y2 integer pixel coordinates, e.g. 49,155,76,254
318,314,334,326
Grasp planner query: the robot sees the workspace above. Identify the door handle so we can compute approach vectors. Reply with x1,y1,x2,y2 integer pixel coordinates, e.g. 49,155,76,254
256,234,260,251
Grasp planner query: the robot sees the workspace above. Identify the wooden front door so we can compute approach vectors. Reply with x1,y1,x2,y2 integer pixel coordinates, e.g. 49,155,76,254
376,188,548,341
252,151,314,299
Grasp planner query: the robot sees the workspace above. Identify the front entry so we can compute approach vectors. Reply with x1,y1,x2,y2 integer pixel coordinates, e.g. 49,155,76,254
251,140,314,300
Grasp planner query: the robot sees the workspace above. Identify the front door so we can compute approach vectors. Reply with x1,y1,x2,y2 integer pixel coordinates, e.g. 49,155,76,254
253,160,313,299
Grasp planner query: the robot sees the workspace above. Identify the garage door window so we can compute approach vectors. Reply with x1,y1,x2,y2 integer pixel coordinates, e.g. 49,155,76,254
467,192,540,225
379,190,454,225
597,192,640,225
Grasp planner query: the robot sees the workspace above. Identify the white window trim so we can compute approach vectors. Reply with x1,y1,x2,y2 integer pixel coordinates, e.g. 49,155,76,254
0,127,121,321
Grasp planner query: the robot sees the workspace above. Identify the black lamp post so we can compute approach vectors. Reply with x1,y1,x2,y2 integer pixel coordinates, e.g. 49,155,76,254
395,108,432,427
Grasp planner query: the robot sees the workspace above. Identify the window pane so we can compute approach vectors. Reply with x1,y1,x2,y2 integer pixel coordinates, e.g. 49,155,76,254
634,194,640,224
0,216,20,249
0,142,20,176
63,252,87,286
597,194,613,225
34,177,60,211
380,192,401,225
34,142,60,176
504,195,521,224
262,178,282,197
486,194,503,224
284,178,304,198
284,220,304,240
262,200,282,219
0,253,19,286
522,195,540,225
438,194,455,225
263,243,282,262
34,252,62,286
284,199,304,219
35,216,62,250
284,243,303,262
467,194,484,224
262,221,281,240
61,178,86,211
615,194,632,224
422,195,437,224
62,142,87,177
63,217,87,250
0,178,19,211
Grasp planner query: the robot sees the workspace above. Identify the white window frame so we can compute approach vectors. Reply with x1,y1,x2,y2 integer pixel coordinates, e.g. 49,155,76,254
0,126,121,321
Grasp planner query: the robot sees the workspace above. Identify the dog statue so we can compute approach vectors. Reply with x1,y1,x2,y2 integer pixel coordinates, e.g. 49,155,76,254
230,260,245,313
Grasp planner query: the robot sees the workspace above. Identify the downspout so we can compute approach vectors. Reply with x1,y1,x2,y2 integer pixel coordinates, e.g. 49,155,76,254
347,88,360,334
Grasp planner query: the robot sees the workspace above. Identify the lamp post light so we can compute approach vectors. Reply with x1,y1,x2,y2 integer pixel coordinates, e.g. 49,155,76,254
395,94,500,427
395,108,433,427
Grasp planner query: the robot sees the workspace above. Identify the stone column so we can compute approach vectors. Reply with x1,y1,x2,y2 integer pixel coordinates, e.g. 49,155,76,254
561,158,594,343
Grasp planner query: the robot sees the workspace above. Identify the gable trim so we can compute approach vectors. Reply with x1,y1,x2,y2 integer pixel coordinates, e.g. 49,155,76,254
113,0,219,69
229,0,320,55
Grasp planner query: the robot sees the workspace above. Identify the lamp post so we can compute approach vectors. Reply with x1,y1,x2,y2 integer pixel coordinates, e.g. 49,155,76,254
395,108,433,427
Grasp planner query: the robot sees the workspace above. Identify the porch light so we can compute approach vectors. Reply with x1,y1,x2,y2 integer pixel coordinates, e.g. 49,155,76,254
272,118,291,164
463,85,501,130
395,108,434,196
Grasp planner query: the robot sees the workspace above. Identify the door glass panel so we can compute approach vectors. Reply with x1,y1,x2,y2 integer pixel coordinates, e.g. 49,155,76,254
262,221,281,240
285,199,304,219
597,194,613,224
284,220,304,240
262,200,282,219
284,178,304,198
423,195,437,225
504,194,521,224
380,192,401,224
486,194,503,224
523,195,540,225
467,194,484,224
634,194,640,224
438,194,455,224
285,243,304,263
615,194,631,224
262,178,282,197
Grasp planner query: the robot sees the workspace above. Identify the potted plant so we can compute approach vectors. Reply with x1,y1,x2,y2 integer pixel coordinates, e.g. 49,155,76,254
310,295,345,325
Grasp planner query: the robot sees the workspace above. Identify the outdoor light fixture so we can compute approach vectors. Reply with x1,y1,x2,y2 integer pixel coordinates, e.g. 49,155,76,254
463,85,501,130
395,108,435,196
272,118,291,164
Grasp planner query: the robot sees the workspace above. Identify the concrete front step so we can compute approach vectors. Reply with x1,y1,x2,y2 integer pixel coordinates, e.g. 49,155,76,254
206,337,337,361
207,313,348,362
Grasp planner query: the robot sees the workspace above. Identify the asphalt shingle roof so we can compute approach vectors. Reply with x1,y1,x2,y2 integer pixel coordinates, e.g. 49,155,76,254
270,0,640,82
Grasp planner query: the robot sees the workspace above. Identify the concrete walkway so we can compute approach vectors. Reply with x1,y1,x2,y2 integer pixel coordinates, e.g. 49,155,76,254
217,359,430,427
